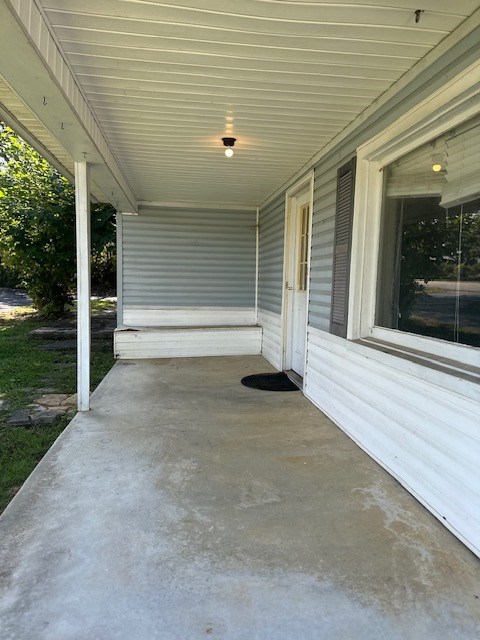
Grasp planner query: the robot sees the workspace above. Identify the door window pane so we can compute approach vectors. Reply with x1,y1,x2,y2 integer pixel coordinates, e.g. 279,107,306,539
297,204,310,292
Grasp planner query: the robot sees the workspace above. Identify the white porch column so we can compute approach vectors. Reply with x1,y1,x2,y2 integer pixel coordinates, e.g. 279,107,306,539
116,212,123,326
75,162,91,411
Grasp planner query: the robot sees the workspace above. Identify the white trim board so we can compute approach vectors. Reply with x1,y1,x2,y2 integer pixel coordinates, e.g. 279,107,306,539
282,172,315,377
114,326,262,359
138,201,257,212
122,307,256,327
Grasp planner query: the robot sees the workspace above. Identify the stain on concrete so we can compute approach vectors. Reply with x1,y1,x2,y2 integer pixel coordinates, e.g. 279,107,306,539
1,356,479,640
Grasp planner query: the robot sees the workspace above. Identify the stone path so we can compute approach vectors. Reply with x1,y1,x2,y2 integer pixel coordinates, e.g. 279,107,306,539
7,394,77,427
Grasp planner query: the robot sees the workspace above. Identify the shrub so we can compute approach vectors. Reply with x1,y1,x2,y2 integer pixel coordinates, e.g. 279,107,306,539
0,124,116,317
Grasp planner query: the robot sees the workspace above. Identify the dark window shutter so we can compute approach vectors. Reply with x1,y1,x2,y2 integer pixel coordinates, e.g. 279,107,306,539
330,157,356,338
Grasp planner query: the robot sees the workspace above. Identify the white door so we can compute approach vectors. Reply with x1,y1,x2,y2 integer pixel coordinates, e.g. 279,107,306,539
287,191,311,378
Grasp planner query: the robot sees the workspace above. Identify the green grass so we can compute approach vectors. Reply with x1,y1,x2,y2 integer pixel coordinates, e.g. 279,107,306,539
89,298,117,315
0,306,115,512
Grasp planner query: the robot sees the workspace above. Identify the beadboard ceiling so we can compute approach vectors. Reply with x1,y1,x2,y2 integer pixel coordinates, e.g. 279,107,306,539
21,1,480,204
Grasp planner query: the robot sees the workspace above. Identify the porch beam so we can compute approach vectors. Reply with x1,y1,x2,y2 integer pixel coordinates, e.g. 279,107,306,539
75,162,91,412
138,201,257,212
0,0,137,213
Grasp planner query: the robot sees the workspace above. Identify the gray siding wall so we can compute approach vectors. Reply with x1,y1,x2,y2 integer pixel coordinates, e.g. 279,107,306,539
310,166,337,331
258,27,480,331
258,193,285,314
122,207,256,307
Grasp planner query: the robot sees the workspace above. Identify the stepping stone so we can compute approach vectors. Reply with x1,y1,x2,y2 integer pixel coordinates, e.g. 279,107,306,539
29,325,114,340
29,327,77,340
38,339,112,351
29,406,66,426
38,340,77,350
7,409,30,426
61,394,77,407
35,394,70,408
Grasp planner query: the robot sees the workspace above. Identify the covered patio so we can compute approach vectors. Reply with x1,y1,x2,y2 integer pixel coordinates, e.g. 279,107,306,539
1,2,480,634
1,355,479,639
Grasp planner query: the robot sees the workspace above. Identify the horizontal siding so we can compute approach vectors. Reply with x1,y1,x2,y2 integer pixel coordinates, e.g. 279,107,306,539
309,168,338,331
305,327,480,557
122,307,255,327
258,194,285,314
257,308,283,370
123,208,256,308
114,326,262,359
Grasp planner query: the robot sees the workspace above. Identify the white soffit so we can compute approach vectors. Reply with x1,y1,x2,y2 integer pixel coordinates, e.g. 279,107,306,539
20,1,480,205
0,76,108,202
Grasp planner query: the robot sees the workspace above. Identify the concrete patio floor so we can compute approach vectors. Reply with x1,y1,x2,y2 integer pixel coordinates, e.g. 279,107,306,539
1,356,479,639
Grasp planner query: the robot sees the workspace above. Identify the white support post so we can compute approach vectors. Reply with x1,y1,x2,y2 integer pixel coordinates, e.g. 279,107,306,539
255,206,259,325
75,162,91,411
116,212,123,327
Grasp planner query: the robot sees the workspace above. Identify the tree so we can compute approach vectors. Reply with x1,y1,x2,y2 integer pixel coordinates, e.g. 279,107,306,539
0,124,116,317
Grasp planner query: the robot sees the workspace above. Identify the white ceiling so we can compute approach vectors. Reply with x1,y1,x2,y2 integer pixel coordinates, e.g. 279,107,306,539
29,0,480,205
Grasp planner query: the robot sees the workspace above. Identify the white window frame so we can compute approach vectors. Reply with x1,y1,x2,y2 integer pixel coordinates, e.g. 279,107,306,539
348,59,480,368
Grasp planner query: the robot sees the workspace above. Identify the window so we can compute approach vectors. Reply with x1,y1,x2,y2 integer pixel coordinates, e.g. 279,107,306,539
350,64,480,366
377,133,480,347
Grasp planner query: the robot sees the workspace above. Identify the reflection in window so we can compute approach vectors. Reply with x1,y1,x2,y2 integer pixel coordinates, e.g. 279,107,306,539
377,195,480,347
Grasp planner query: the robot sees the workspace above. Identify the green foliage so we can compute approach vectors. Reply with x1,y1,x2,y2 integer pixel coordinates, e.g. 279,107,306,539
399,214,449,324
0,124,116,317
91,205,117,294
399,206,480,327
0,262,20,287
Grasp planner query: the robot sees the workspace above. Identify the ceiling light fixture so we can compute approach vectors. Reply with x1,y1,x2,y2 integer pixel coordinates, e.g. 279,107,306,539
222,137,236,158
432,163,442,172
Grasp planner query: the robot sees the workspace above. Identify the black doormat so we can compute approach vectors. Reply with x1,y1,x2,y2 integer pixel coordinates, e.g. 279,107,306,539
241,372,300,392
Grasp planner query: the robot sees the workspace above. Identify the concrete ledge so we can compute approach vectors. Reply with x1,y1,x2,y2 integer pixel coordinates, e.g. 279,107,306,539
114,325,262,358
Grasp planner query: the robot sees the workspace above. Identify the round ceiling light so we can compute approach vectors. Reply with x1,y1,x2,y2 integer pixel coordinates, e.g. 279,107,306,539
222,137,236,158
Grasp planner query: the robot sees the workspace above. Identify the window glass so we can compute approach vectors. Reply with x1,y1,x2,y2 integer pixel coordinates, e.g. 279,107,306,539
377,168,480,348
297,204,310,292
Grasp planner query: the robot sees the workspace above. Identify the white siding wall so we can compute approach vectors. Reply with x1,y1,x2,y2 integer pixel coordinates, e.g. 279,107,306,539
115,326,262,359
123,307,256,327
305,328,480,556
257,309,283,370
